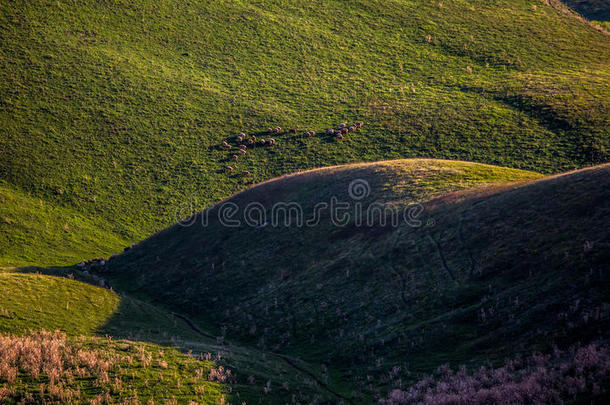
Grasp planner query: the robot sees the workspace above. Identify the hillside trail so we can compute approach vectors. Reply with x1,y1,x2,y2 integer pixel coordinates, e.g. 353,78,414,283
172,312,353,403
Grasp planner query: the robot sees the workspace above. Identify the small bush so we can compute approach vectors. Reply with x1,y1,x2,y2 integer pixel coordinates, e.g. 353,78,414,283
380,343,610,404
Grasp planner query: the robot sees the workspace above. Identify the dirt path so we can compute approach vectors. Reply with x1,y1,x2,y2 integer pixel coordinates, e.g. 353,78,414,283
172,312,353,403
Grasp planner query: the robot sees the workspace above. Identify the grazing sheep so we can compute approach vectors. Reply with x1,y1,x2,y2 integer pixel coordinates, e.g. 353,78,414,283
340,127,349,135
247,139,255,145
326,128,335,135
268,138,276,146
267,128,273,133
222,141,231,149
338,123,347,128
237,135,244,142
348,125,357,132
337,134,344,140
239,149,246,155
239,144,247,150
226,165,234,172
252,135,257,141
260,139,267,145
243,171,250,176
239,132,246,138
356,121,364,128
232,154,239,160
274,126,282,133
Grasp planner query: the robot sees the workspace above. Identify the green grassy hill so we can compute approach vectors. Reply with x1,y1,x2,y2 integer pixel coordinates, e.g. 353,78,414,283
0,271,359,403
1,0,609,402
0,272,228,403
106,159,610,401
1,0,609,267
0,181,126,267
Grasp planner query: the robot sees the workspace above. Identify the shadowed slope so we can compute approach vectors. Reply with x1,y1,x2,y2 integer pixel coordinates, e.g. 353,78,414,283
562,0,610,20
0,271,359,403
107,160,609,399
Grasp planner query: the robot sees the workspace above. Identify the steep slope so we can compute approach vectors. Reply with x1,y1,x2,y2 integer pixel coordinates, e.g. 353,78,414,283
1,0,609,266
111,160,610,395
107,160,610,400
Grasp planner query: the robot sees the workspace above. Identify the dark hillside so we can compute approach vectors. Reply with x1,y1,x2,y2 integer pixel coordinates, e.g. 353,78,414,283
107,160,610,399
562,0,610,20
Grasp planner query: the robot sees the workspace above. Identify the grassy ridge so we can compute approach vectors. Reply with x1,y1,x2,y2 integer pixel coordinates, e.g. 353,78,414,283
0,271,207,342
1,0,609,266
107,160,609,400
0,273,119,336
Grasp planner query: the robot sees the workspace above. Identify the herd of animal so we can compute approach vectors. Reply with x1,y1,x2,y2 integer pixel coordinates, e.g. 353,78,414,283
222,121,364,174
75,122,365,277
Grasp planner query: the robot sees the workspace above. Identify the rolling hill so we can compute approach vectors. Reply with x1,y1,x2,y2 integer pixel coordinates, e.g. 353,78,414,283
1,0,609,267
1,0,610,403
0,271,358,403
106,159,610,401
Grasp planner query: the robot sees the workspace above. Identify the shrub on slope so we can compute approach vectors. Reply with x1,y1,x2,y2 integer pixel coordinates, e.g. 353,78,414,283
0,330,227,404
380,342,610,404
0,271,356,404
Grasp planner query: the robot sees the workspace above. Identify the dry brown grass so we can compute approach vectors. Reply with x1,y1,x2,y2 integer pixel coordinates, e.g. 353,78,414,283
0,330,121,403
0,330,226,404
